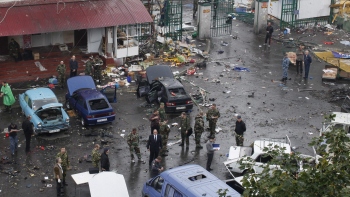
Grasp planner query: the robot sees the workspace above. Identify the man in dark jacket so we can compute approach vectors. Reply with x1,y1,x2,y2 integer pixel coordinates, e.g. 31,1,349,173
101,148,110,171
149,109,160,135
151,156,164,177
304,50,313,79
264,22,274,47
147,129,162,165
69,55,78,77
22,116,34,154
234,115,246,146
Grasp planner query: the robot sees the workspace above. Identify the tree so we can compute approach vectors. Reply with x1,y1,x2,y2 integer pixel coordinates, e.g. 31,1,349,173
239,115,350,197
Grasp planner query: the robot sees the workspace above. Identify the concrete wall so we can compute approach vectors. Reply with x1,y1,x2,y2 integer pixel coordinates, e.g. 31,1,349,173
269,0,331,20
87,28,105,53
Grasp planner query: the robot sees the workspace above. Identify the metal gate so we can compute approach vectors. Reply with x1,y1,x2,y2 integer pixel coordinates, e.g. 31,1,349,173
210,0,234,37
280,0,298,29
160,0,183,41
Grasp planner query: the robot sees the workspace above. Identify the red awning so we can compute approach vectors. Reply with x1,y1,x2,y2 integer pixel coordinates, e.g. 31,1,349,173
0,0,153,36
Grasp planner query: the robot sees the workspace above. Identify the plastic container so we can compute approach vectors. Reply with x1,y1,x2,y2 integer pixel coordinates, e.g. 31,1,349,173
127,76,132,83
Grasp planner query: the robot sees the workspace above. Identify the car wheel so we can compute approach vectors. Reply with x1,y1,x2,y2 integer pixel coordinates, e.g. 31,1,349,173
65,101,71,109
81,117,86,126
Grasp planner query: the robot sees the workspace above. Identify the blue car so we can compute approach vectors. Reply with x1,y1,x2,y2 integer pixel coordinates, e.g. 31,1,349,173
19,88,70,134
65,76,115,126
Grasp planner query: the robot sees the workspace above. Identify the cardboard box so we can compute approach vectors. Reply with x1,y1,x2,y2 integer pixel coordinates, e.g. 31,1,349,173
33,52,40,60
339,70,350,78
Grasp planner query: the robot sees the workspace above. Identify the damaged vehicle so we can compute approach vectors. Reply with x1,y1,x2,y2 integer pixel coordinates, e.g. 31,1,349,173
19,88,69,134
65,76,115,126
137,65,193,113
320,112,350,137
224,136,292,175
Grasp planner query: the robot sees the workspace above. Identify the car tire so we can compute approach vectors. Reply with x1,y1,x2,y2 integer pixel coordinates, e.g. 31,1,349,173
65,101,71,109
81,117,86,126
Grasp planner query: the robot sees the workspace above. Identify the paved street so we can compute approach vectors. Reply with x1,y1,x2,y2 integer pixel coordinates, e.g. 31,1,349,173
0,17,346,197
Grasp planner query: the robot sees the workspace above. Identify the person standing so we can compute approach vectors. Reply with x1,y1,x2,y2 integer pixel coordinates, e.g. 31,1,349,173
149,109,160,135
193,0,198,18
91,144,101,169
94,55,103,84
158,103,167,122
234,115,246,146
56,61,66,89
0,81,15,113
296,45,304,76
147,129,162,165
151,156,164,177
69,55,78,77
194,112,205,149
101,148,110,171
56,148,70,186
85,57,93,76
264,22,274,47
127,128,144,163
53,157,64,197
206,136,217,171
22,116,34,154
206,104,220,138
8,122,19,156
179,112,190,147
281,53,290,83
304,50,313,79
8,38,20,62
159,121,170,156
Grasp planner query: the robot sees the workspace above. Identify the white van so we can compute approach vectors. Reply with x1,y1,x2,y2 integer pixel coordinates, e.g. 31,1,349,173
320,112,350,137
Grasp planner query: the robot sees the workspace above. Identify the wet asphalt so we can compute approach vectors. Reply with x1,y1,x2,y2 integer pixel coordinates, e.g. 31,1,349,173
1,5,349,197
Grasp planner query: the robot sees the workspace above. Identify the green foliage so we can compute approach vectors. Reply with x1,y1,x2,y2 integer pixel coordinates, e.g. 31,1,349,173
239,115,350,197
217,188,231,197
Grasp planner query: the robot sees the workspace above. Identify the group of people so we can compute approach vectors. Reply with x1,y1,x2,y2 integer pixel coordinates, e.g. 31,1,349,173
56,55,104,89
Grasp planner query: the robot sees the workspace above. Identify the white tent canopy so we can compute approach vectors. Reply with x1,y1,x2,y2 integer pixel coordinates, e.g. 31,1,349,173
88,172,129,197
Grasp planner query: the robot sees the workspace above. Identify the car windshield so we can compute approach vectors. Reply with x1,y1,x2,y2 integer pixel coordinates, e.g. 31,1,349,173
89,99,109,110
32,98,59,111
168,88,187,98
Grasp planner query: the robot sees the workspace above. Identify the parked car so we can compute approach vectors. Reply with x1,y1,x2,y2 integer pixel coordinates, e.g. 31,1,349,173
224,136,292,175
19,87,69,134
142,164,241,197
65,76,115,126
137,65,193,113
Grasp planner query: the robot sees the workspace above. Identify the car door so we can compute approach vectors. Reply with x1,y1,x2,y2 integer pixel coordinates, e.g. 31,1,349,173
145,176,163,197
137,80,150,98
68,93,79,110
147,81,162,104
74,96,87,117
24,96,33,117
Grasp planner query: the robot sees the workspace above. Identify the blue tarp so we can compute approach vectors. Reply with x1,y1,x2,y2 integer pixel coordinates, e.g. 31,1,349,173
332,51,350,59
233,66,250,72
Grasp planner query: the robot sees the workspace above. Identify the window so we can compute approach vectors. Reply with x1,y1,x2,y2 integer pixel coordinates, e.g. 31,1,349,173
168,88,186,98
89,99,109,110
165,185,183,197
151,176,164,193
32,97,58,111
255,154,273,163
188,174,206,181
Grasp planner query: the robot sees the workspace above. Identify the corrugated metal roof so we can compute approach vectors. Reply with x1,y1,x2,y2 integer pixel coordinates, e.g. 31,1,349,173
0,0,153,36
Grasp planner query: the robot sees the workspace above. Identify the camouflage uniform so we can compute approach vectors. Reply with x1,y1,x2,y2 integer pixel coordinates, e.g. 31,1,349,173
127,131,142,161
85,59,93,76
159,122,170,155
206,108,220,138
180,116,190,146
94,57,103,84
56,151,69,184
92,148,101,168
56,63,66,88
8,40,19,61
194,114,204,148
158,105,167,122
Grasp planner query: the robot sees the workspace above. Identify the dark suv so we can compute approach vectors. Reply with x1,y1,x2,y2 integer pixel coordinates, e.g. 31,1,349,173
137,65,193,113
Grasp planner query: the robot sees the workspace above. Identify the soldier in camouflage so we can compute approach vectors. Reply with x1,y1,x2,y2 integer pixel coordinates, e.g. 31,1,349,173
94,55,103,84
159,121,170,156
179,112,190,147
206,103,220,138
194,112,204,148
158,103,167,122
56,147,70,186
85,57,94,76
56,61,66,89
127,128,144,163
92,144,101,169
